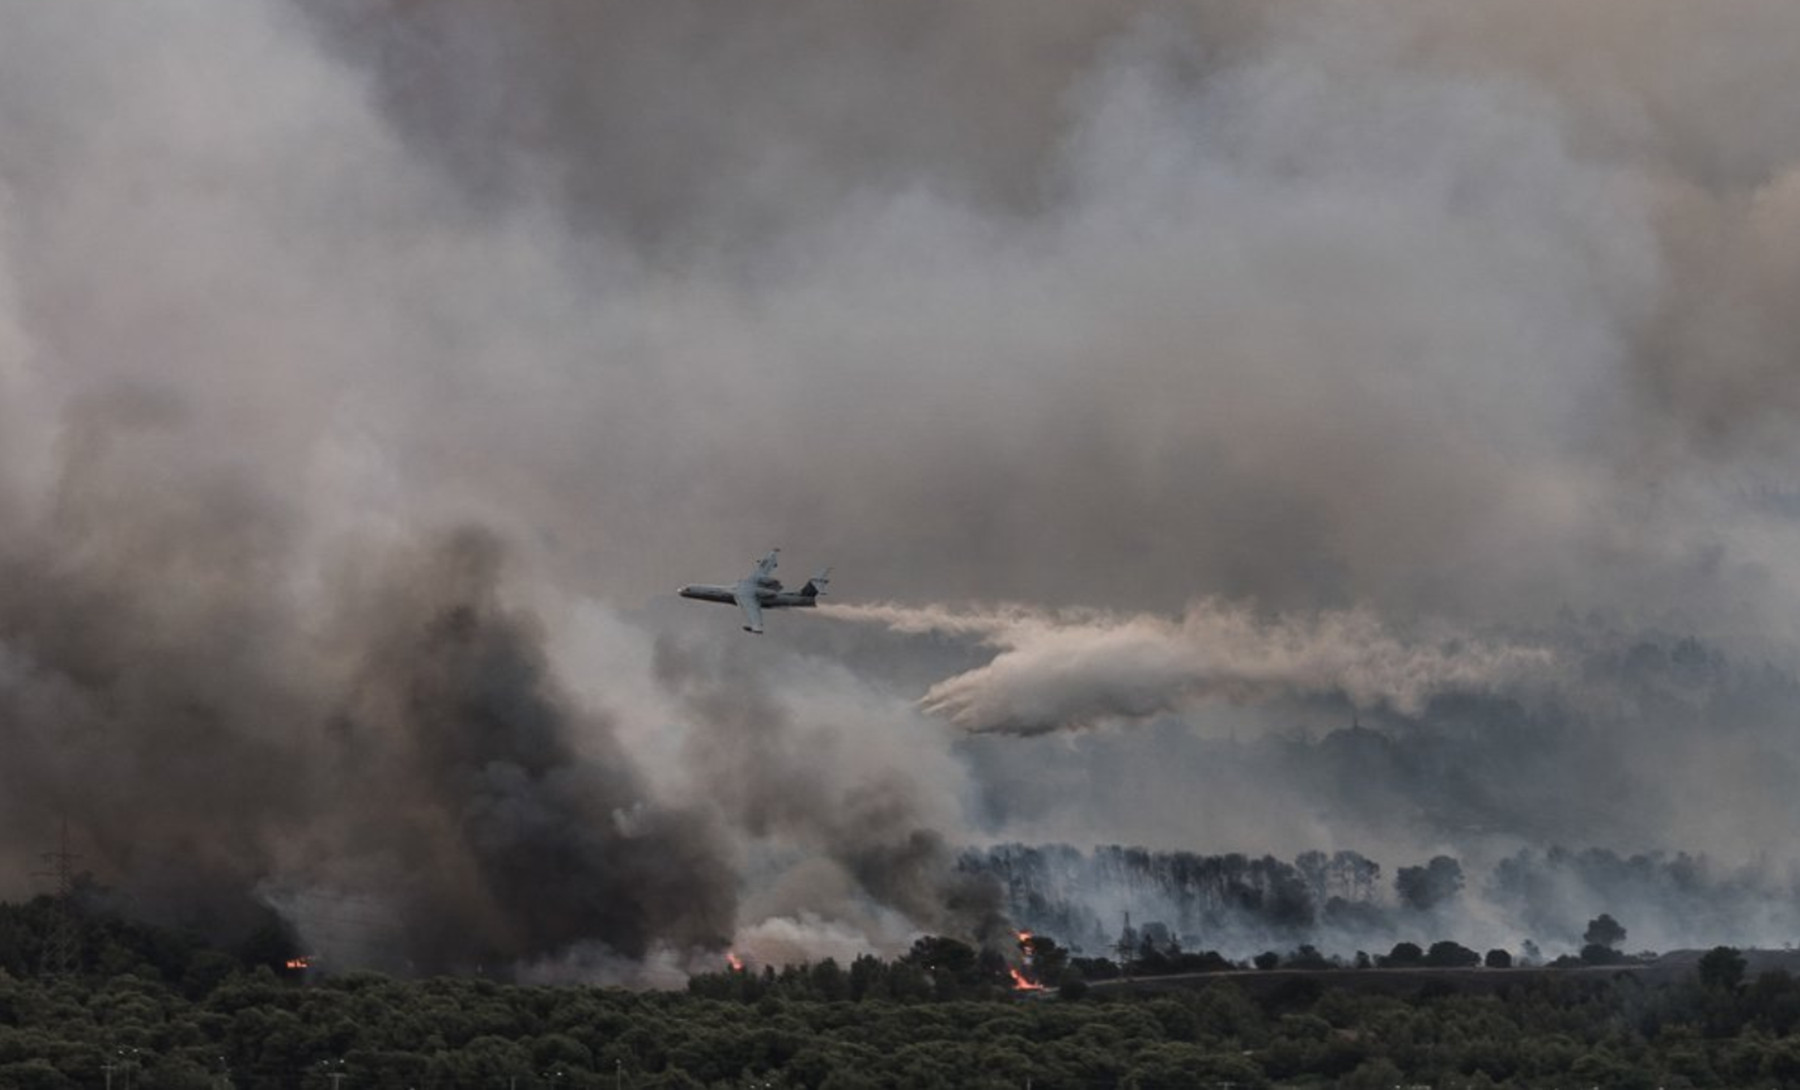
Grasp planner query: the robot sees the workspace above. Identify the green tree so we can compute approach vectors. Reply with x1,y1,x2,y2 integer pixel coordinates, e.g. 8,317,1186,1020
1125,1043,1267,1089
1423,941,1479,968
847,954,885,1001
1580,942,1626,966
905,936,983,998
1343,1056,1404,1089
1380,942,1424,968
1395,856,1463,911
1584,914,1627,950
1698,946,1747,992
0,1059,74,1090
810,958,848,1002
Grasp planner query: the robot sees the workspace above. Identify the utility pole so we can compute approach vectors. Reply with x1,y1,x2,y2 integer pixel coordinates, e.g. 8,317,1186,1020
31,817,81,977
114,1048,141,1090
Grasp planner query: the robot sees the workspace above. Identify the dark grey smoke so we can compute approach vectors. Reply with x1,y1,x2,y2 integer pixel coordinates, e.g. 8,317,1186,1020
0,386,316,933
0,462,736,969
316,529,736,970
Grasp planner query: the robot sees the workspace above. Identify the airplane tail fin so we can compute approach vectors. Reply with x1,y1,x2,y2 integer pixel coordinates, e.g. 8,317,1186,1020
800,567,832,599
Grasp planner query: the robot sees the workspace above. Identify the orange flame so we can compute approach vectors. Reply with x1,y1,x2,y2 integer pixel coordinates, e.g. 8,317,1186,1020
1009,930,1045,991
726,951,745,972
285,956,311,970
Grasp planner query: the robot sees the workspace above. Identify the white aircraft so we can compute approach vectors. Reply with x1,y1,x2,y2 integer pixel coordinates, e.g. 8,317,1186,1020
678,548,831,634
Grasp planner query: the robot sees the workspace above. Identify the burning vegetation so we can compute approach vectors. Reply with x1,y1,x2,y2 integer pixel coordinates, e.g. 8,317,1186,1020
1009,930,1047,992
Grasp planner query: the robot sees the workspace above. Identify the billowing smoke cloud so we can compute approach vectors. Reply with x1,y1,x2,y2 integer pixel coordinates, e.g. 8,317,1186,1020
0,494,738,970
652,634,1006,948
834,601,1556,733
4,0,1800,974
294,529,737,970
282,0,1800,637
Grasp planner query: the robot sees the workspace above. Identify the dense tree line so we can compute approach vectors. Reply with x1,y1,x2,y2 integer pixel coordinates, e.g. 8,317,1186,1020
6,895,1800,1087
966,841,1800,958
966,845,1390,953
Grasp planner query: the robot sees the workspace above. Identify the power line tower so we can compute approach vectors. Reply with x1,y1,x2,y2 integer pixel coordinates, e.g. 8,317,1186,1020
31,818,82,978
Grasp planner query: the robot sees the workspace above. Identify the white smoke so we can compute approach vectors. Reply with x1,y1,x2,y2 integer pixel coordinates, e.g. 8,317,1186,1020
833,601,1558,733
735,912,903,969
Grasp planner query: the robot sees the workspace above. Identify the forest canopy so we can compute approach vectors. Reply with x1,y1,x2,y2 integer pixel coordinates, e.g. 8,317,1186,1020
3,895,1798,1088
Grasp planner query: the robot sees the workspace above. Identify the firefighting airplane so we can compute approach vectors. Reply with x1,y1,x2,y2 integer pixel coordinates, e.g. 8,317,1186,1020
678,549,831,634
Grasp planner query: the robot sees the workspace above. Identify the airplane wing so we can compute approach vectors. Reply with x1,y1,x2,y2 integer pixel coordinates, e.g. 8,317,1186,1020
753,548,780,580
734,586,765,634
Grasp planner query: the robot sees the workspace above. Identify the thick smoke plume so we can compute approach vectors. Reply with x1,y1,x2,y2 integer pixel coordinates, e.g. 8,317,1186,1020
300,529,736,970
652,635,1005,949
833,601,1557,732
4,0,1800,973
0,501,737,971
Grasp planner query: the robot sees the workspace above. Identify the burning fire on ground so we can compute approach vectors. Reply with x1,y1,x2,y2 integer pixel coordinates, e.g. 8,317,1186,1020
725,950,745,972
284,956,312,971
1010,930,1046,992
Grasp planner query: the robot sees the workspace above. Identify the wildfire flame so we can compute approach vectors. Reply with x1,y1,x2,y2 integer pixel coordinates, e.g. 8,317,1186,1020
1010,930,1045,991
284,956,311,970
726,951,745,972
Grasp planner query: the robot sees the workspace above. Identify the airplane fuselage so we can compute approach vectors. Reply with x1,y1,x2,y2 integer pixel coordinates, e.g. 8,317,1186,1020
679,549,830,633
678,583,821,610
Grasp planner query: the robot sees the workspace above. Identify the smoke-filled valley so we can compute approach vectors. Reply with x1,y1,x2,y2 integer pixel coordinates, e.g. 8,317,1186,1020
4,0,1800,984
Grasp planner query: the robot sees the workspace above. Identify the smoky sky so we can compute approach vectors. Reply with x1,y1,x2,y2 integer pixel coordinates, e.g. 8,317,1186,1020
4,0,1800,970
279,0,1800,633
